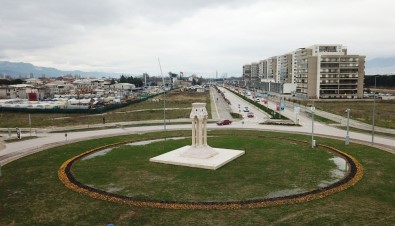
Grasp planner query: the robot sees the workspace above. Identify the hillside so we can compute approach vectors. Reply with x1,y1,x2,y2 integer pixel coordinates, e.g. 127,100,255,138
0,61,118,78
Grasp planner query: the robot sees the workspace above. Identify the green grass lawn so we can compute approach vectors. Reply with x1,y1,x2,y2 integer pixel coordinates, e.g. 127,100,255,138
0,130,394,225
302,112,395,139
73,137,336,202
313,100,395,129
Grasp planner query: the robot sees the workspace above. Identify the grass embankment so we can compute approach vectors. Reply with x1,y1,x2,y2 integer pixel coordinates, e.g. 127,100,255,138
0,90,210,128
335,126,395,139
1,130,394,225
306,100,395,129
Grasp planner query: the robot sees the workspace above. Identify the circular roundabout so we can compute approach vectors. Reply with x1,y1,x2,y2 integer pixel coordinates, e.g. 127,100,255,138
58,133,363,210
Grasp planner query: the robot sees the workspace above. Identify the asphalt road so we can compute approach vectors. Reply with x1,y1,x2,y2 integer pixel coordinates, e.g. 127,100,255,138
210,86,232,121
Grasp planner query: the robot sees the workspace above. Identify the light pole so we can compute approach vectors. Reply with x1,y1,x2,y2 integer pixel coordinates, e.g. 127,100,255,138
29,113,32,137
311,101,316,148
158,58,166,133
371,76,377,145
345,108,351,145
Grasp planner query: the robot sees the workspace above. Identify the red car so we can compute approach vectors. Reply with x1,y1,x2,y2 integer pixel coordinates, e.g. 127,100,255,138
216,119,232,125
247,112,254,118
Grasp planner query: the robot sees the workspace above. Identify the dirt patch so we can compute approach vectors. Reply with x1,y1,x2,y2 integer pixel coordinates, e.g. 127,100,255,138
272,210,309,224
167,91,208,102
119,210,138,220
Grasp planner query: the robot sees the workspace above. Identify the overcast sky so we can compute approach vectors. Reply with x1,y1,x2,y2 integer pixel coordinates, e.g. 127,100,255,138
1,0,394,77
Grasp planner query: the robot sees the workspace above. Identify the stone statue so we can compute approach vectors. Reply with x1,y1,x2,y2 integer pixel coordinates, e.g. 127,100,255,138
181,103,217,159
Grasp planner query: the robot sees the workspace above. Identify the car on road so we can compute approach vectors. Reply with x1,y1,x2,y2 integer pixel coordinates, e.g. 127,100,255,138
243,106,249,112
255,98,261,102
216,119,232,125
247,112,254,118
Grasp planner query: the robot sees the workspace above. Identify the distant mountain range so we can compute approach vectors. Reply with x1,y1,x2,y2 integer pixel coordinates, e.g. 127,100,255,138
0,61,119,78
1,57,395,79
365,57,395,75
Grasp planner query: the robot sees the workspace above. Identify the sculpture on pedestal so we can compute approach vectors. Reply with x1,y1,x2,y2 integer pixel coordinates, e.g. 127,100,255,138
150,102,244,170
181,103,218,159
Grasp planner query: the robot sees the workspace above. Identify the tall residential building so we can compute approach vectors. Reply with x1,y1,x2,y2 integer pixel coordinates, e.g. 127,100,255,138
295,44,365,99
258,60,267,80
242,64,251,80
251,62,259,81
267,57,277,80
243,44,365,99
279,54,293,83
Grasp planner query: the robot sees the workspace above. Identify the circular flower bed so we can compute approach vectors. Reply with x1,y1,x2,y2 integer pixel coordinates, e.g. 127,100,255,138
58,135,363,210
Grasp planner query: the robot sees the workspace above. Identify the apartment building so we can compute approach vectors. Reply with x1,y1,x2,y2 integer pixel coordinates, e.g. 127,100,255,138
267,57,276,81
251,63,259,81
279,54,293,83
242,64,251,80
258,60,267,80
294,45,365,99
242,44,365,99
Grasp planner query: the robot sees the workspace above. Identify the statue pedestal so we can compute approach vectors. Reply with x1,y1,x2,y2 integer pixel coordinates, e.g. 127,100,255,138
180,145,217,159
150,146,244,170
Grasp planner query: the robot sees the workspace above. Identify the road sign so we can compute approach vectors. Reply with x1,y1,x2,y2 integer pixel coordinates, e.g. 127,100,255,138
280,100,285,112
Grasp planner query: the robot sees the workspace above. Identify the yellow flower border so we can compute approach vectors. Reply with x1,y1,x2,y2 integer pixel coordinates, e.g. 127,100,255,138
58,135,363,210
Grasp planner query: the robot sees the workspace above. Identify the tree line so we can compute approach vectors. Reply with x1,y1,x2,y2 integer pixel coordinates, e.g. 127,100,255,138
365,75,395,88
119,75,143,87
0,78,24,85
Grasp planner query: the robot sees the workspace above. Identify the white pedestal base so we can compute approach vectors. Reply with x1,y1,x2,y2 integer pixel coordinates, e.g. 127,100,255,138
149,146,245,170
180,145,218,159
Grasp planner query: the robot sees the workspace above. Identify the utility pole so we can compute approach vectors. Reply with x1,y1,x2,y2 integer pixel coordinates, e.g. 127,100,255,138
371,76,377,145
144,73,147,88
158,58,166,133
311,101,316,148
345,108,351,145
29,113,32,137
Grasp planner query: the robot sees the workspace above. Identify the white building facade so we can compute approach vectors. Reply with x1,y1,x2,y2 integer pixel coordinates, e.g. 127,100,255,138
242,44,365,99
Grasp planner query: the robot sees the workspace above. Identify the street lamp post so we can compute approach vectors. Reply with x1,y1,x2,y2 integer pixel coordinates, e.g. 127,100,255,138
311,101,316,148
371,76,377,145
29,113,32,137
158,58,166,133
345,108,351,145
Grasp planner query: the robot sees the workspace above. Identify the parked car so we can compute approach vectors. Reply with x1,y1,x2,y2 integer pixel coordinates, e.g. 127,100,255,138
247,112,254,118
243,106,249,112
216,119,232,125
255,98,261,102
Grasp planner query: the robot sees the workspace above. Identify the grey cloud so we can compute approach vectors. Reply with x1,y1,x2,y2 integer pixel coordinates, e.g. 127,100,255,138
0,0,394,76
0,0,121,51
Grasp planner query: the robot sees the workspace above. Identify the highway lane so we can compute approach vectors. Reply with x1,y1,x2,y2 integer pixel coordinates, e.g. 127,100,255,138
210,86,232,121
219,88,270,124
